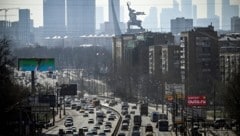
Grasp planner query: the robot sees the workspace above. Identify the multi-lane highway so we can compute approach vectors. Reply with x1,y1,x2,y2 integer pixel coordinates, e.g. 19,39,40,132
43,102,120,136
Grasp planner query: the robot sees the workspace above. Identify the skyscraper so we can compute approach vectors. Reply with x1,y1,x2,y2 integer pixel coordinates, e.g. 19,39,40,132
180,0,192,18
143,7,158,31
67,0,95,36
18,9,31,45
207,0,215,18
96,7,104,30
231,16,240,33
43,0,65,37
171,17,193,35
221,0,239,30
160,0,180,32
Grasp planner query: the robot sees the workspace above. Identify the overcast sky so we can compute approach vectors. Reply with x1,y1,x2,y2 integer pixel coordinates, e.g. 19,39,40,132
0,0,239,27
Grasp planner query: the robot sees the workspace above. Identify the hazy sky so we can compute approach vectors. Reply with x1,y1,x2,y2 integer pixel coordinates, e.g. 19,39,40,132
0,0,239,27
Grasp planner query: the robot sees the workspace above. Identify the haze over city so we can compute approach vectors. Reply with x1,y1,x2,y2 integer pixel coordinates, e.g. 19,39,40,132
0,0,239,28
0,0,240,136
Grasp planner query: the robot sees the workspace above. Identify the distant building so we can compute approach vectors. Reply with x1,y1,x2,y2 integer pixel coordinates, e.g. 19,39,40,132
219,33,240,83
112,32,174,75
196,17,220,30
143,7,158,32
96,7,104,30
18,9,31,45
221,0,239,30
180,0,192,18
160,0,181,32
43,0,66,37
171,17,193,35
180,25,219,96
149,45,181,83
207,0,215,18
67,0,96,36
231,16,240,33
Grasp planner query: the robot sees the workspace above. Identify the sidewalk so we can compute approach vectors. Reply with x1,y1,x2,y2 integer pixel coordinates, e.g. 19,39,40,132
42,111,68,134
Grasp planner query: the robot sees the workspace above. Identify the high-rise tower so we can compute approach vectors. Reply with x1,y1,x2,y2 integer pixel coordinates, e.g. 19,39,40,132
43,0,66,37
67,0,96,36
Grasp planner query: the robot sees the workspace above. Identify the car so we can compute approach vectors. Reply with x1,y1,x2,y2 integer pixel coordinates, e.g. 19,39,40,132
89,108,94,114
132,105,137,109
121,110,128,115
121,123,129,130
213,118,226,129
125,114,131,119
90,128,98,135
72,126,77,132
58,129,65,136
122,118,130,125
108,115,115,121
94,124,101,130
130,111,135,114
82,126,88,132
83,112,89,117
131,130,140,136
118,132,126,136
88,118,94,124
85,132,94,136
64,121,73,127
145,124,153,133
79,109,85,113
105,121,112,128
78,128,84,136
132,125,140,131
98,131,106,136
106,110,112,114
104,126,111,133
65,129,73,134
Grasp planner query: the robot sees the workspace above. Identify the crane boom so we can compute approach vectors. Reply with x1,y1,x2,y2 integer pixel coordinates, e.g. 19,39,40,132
0,8,19,21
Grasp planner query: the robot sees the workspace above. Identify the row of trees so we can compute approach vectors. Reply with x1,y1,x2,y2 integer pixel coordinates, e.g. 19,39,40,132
0,38,30,135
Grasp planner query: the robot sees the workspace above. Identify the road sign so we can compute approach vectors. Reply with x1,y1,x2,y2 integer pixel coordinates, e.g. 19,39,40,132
187,96,207,107
60,84,77,96
18,58,55,71
38,95,56,107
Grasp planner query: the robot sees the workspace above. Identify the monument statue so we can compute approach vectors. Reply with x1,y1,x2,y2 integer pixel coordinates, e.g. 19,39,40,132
127,2,145,30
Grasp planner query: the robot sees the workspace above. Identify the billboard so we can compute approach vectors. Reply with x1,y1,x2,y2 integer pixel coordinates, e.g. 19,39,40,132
18,58,55,71
187,96,207,107
39,95,56,107
60,84,77,96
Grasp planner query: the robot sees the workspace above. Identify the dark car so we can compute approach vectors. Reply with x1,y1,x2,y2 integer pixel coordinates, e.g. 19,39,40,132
214,119,226,129
58,129,65,136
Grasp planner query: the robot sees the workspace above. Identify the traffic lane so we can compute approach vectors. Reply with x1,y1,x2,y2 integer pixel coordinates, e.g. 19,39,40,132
44,107,119,135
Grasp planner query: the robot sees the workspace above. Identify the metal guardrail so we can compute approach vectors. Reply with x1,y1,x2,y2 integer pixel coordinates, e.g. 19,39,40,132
101,104,122,136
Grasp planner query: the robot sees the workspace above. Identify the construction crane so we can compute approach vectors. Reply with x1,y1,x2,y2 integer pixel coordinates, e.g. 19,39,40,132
0,8,19,21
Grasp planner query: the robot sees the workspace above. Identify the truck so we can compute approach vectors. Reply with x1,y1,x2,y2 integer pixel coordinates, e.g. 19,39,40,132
140,103,148,116
134,115,142,126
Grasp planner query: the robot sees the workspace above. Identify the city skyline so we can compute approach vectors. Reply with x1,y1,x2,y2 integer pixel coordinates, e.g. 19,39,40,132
0,0,239,29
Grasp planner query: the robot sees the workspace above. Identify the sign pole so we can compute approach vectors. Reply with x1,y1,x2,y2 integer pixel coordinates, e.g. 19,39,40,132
31,71,35,94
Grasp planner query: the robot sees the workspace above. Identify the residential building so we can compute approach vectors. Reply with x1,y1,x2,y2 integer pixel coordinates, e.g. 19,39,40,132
219,33,240,83
180,25,219,96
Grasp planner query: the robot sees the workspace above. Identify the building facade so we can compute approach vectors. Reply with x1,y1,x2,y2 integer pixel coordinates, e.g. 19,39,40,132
231,16,240,33
219,33,240,83
67,0,96,36
43,0,66,37
180,25,219,96
171,17,193,35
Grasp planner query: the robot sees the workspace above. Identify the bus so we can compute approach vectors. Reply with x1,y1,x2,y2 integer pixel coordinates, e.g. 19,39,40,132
157,119,169,131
